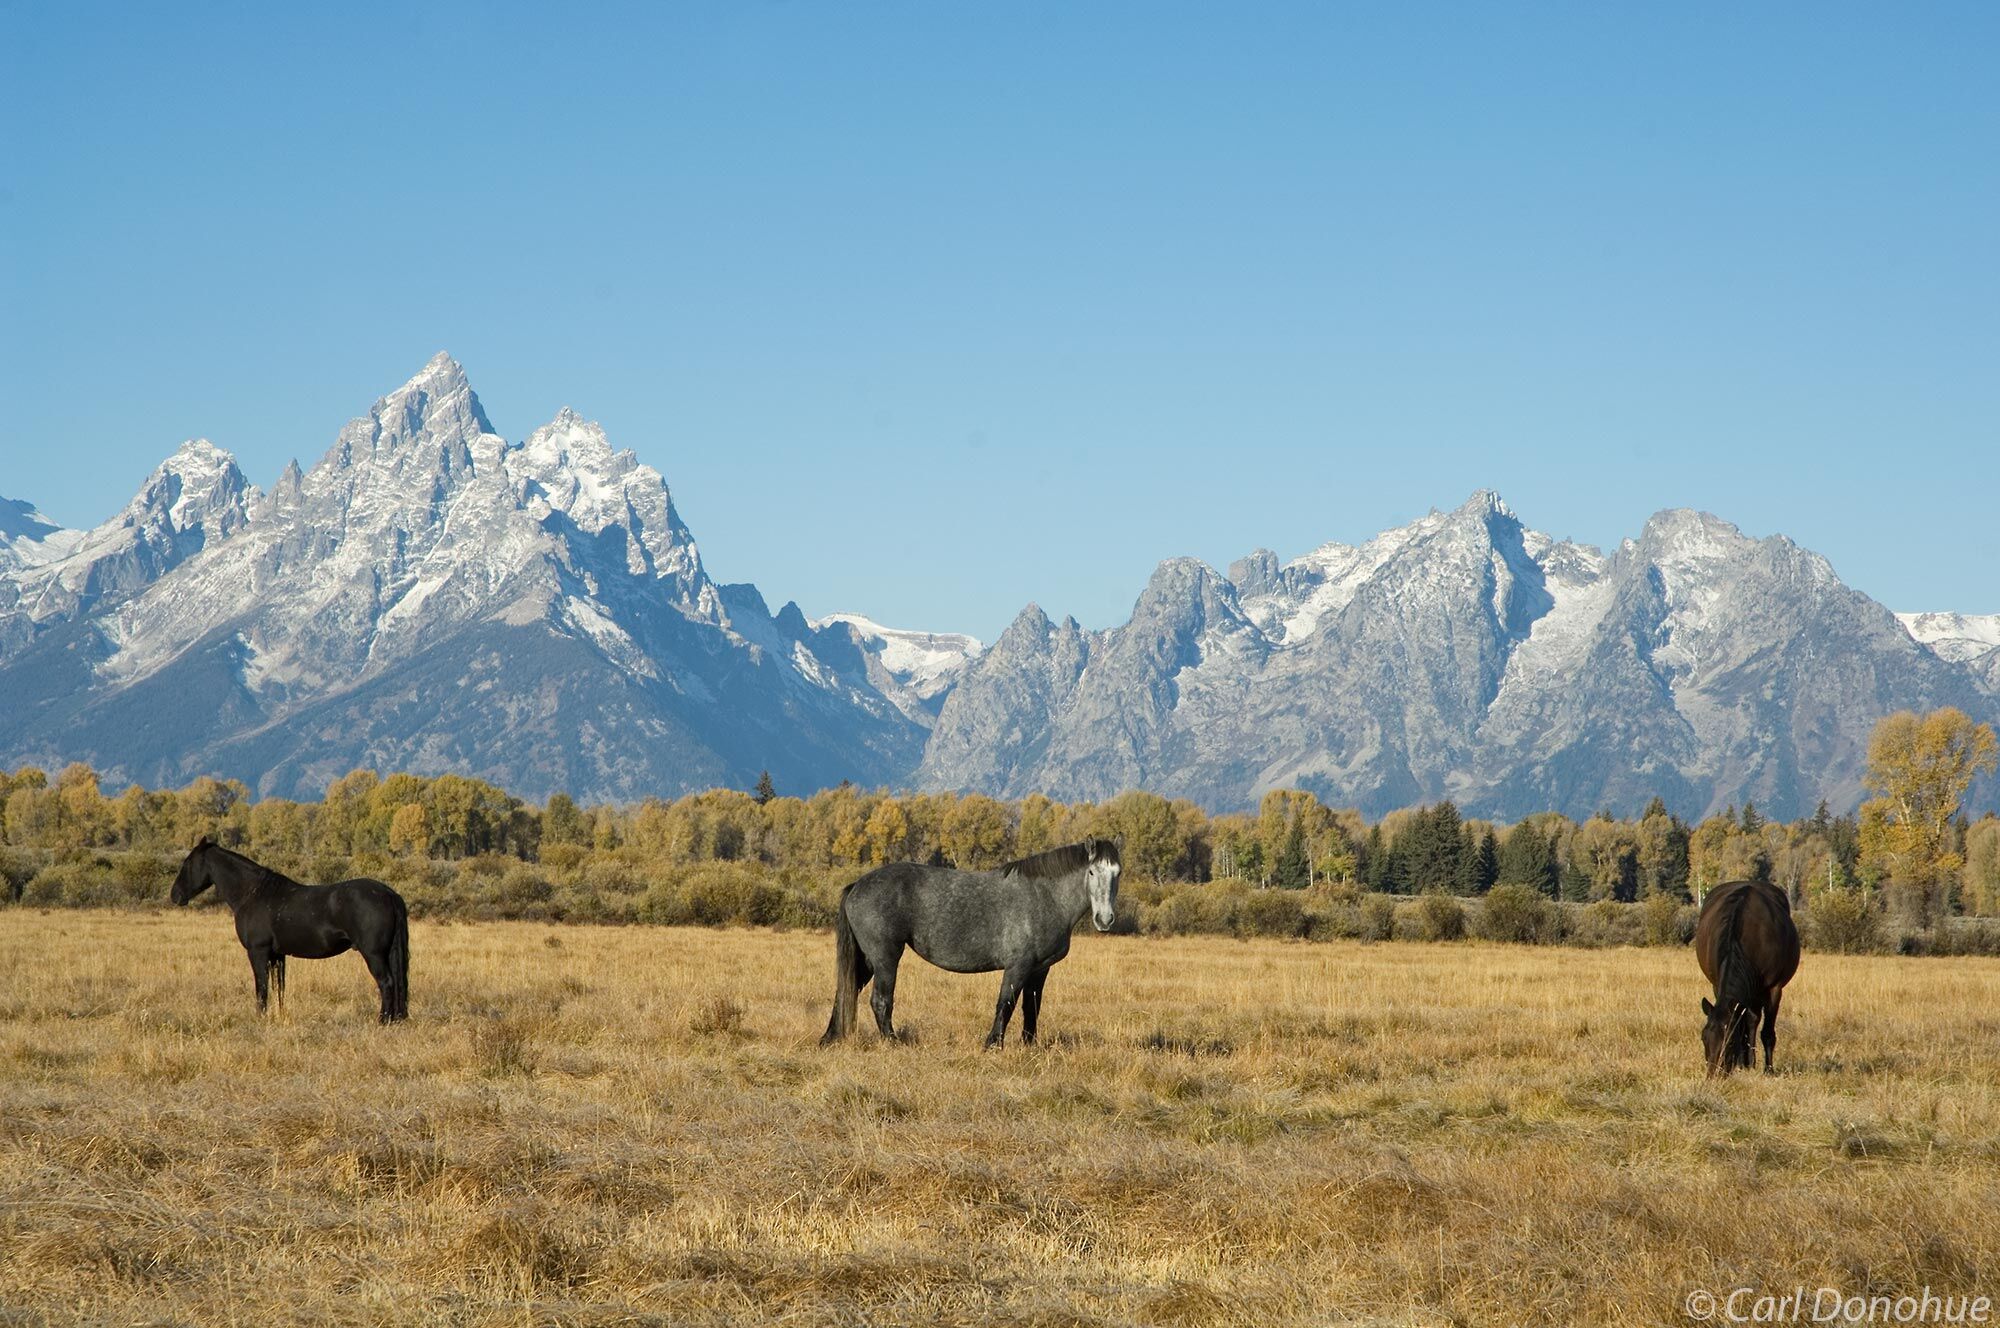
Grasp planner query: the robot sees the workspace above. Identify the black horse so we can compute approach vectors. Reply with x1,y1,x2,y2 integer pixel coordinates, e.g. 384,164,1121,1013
171,838,410,1023
1693,879,1800,1076
821,838,1121,1048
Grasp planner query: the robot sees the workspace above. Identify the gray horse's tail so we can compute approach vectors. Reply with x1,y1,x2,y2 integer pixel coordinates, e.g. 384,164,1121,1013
820,892,867,1045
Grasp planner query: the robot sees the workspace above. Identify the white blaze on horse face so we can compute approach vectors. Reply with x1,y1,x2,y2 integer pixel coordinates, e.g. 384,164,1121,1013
1089,861,1120,931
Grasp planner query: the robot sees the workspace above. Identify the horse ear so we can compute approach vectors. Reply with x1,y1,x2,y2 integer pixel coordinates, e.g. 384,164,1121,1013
1083,839,1099,861
1700,997,1714,1017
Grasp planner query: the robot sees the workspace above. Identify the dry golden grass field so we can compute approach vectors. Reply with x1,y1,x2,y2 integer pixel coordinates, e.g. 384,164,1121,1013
4,910,1999,1327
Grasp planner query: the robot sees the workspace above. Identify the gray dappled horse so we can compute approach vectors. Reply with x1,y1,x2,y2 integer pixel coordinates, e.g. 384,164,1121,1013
820,839,1121,1048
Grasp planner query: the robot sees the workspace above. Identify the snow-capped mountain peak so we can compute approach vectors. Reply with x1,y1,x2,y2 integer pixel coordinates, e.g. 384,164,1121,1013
510,407,713,615
0,353,928,802
0,440,255,655
920,494,1994,818
10,358,1999,817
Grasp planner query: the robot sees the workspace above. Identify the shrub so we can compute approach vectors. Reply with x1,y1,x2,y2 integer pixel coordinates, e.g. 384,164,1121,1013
1806,888,1883,954
493,864,555,914
641,862,790,928
1414,891,1466,942
1236,889,1309,939
25,862,119,907
1478,884,1561,944
1,848,42,902
538,842,589,872
581,859,645,899
1300,887,1362,941
309,855,352,886
1930,918,2000,957
1639,892,1694,946
111,853,173,904
1360,895,1396,943
1138,884,1242,937
1569,898,1644,948
461,853,515,880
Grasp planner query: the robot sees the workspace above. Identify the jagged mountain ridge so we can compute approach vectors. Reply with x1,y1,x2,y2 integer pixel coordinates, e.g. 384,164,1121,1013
0,355,940,802
917,493,1996,819
5,362,1993,819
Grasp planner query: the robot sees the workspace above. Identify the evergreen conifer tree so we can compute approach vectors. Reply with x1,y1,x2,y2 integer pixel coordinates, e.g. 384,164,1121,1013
1273,819,1310,889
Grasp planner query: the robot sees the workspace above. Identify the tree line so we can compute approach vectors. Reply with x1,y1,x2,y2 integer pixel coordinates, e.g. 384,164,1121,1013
4,709,1995,928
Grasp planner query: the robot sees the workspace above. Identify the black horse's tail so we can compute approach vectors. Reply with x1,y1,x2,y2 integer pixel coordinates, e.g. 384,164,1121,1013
820,891,868,1045
1713,887,1756,1068
388,899,410,1022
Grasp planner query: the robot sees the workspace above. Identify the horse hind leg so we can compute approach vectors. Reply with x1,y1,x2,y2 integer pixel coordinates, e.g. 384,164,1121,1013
248,949,273,1014
869,947,903,1041
1762,988,1783,1074
362,948,398,1025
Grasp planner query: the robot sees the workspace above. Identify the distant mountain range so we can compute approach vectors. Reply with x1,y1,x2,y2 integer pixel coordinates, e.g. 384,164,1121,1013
4,354,1994,819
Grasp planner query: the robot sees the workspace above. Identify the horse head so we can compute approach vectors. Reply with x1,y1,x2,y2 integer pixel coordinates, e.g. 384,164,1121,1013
1700,996,1755,1077
1084,838,1122,932
171,837,218,905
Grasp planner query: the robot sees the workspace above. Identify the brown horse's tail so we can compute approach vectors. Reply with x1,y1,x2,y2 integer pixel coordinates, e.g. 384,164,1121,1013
388,900,410,1022
820,891,867,1045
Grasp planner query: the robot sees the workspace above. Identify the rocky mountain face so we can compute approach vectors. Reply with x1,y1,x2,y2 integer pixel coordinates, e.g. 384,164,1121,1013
5,362,1993,819
0,355,931,802
917,493,1996,820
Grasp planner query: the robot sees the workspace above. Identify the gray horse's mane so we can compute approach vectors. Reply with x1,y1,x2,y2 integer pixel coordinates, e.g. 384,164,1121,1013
999,838,1118,880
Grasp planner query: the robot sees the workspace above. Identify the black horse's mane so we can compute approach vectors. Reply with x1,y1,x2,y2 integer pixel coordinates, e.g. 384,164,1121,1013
197,839,299,891
1000,839,1118,880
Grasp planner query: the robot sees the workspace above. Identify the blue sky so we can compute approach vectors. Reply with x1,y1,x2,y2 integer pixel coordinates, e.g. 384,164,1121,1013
3,3,1994,640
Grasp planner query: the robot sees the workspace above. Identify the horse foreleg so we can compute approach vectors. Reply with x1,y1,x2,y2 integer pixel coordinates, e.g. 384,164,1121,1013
1762,987,1783,1074
272,957,287,1009
1021,967,1049,1046
986,967,1029,1049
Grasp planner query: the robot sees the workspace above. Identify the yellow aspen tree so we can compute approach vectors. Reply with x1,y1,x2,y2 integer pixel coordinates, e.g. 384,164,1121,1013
1859,708,1998,927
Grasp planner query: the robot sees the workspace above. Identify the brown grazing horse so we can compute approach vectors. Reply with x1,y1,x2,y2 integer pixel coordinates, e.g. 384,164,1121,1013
1693,880,1800,1076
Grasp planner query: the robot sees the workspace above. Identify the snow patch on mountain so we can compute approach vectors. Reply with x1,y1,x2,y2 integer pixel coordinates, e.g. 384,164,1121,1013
1899,611,2000,664
0,499,83,571
813,614,983,697
1481,543,1616,738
